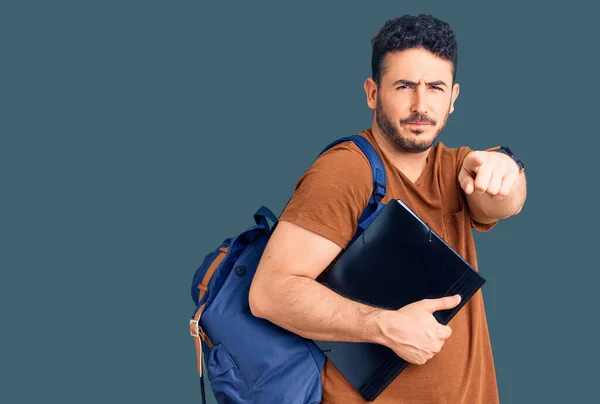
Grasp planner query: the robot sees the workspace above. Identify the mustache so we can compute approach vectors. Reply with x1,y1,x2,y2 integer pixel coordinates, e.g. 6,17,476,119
400,114,436,125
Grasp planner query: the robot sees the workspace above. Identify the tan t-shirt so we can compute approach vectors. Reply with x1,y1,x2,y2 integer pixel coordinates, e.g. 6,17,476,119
279,128,500,404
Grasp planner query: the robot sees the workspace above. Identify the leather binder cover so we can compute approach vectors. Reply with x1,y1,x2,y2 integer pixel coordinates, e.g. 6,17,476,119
314,199,486,402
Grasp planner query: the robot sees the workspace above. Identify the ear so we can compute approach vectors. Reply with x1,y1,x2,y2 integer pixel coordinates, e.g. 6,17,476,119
449,82,460,114
364,78,378,110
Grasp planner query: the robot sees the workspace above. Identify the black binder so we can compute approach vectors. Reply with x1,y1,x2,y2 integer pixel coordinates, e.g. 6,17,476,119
314,198,486,402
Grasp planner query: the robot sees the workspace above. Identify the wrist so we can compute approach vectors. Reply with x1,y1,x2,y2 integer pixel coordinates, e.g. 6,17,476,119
364,307,396,346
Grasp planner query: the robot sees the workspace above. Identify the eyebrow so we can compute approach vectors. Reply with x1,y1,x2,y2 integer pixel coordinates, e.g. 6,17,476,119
392,79,448,87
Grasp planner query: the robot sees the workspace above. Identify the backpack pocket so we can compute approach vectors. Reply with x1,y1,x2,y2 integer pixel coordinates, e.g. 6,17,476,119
206,343,254,404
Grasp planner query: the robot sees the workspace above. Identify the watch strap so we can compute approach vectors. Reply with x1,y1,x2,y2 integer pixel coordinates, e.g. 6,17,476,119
485,145,524,172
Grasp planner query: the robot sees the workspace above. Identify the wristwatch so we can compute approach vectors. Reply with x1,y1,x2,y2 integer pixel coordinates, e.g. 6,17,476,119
485,146,525,172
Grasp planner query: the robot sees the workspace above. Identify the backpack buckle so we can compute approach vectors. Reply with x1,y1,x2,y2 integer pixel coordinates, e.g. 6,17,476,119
190,319,203,339
373,181,386,202
190,318,214,349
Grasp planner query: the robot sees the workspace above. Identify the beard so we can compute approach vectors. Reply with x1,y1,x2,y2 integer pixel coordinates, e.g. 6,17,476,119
375,96,451,153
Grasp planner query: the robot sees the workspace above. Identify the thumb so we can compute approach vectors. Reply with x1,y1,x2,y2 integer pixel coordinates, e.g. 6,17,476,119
458,168,475,195
424,294,462,313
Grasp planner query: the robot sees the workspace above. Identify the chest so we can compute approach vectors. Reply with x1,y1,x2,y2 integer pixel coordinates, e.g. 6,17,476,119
383,164,465,241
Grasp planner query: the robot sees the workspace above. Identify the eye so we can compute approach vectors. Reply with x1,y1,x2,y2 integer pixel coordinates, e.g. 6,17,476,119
396,85,411,90
431,86,443,91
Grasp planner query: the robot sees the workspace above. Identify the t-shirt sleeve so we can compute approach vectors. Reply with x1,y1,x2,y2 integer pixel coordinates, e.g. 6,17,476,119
456,146,498,232
279,143,373,249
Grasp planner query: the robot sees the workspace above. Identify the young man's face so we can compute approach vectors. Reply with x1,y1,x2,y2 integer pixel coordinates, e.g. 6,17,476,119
365,47,460,153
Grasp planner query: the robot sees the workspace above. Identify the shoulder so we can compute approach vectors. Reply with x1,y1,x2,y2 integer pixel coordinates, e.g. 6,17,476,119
316,136,372,170
295,135,373,191
279,133,377,249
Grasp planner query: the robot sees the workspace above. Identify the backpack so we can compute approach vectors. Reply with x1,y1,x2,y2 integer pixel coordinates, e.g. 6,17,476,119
189,134,387,404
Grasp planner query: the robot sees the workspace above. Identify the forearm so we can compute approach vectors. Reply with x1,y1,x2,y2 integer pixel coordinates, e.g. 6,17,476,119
467,170,527,222
250,274,386,344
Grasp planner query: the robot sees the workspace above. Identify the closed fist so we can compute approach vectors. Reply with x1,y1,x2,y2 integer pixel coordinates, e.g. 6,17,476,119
379,295,461,365
459,151,521,201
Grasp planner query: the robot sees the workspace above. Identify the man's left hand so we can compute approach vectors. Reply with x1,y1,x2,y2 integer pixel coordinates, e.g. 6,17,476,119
458,151,521,201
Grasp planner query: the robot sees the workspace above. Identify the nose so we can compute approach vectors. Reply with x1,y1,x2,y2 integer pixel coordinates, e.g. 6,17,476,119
411,87,428,115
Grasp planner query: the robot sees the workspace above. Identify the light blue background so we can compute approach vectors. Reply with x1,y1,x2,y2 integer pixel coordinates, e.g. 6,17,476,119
2,1,597,403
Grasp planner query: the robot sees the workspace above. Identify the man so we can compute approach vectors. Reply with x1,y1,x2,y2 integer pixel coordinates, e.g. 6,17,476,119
249,14,526,403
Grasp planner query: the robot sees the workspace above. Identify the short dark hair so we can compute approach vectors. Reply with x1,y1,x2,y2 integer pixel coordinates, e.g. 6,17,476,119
370,14,458,84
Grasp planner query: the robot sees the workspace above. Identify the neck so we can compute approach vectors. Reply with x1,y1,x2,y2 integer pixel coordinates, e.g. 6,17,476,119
370,124,431,183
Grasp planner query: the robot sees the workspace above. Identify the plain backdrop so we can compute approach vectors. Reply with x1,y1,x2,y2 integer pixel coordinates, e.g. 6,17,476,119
2,1,598,403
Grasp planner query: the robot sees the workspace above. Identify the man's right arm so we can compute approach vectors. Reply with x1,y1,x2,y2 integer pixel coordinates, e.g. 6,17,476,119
249,219,385,344
248,219,462,365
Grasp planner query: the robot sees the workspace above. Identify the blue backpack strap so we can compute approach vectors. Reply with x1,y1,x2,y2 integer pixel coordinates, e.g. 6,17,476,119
254,205,278,229
318,135,387,243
